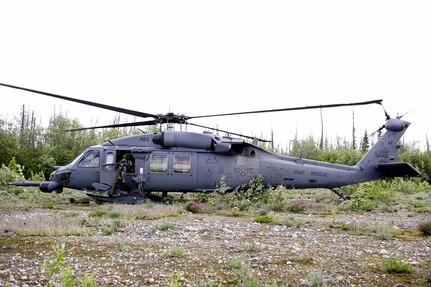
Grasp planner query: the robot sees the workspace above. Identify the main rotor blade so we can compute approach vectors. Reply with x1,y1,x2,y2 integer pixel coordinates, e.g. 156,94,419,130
188,99,383,120
0,82,157,119
188,122,271,142
64,120,157,132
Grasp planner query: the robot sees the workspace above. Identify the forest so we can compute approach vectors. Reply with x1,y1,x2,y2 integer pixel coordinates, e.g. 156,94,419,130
1,106,431,183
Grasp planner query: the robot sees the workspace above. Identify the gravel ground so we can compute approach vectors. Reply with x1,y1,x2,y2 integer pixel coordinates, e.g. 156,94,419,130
0,208,430,287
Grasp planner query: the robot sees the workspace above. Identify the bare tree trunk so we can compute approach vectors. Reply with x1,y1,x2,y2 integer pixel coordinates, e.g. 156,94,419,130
31,110,35,148
426,133,430,153
271,127,274,152
319,108,324,149
20,104,25,133
352,109,356,150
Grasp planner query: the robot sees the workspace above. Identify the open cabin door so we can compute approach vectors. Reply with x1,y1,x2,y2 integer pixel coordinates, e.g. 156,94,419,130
98,149,138,192
99,148,117,189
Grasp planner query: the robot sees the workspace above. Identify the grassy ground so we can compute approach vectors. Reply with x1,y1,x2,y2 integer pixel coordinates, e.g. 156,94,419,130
0,185,430,286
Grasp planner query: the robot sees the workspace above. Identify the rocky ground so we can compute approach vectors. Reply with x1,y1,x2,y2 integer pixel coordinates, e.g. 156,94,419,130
0,206,430,287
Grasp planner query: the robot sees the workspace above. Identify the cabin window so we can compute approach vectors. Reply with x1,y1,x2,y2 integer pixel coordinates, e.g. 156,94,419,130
106,152,114,165
78,150,100,168
104,151,115,171
173,155,191,173
150,154,168,173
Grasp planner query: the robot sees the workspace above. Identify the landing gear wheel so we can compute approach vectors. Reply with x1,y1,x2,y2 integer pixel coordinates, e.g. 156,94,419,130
129,190,147,203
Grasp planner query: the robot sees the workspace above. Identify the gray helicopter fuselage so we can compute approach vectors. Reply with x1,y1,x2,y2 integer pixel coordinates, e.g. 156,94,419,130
52,132,350,192
46,117,420,197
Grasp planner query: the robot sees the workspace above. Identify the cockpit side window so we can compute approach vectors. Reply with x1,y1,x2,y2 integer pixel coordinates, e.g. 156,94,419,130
78,150,100,168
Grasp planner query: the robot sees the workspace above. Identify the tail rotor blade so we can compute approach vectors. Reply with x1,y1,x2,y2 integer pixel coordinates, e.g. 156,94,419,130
369,124,385,137
380,103,391,120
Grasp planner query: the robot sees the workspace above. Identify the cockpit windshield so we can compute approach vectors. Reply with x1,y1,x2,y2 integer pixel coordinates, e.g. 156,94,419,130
69,150,86,167
77,150,100,168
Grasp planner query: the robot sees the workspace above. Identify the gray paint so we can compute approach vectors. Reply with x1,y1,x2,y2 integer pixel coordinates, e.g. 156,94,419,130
13,117,421,199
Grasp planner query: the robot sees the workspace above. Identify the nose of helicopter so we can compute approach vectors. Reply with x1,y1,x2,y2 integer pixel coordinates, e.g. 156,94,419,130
42,165,71,193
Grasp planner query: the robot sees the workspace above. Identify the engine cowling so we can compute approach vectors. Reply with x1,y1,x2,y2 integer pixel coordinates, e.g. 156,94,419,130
161,131,213,149
160,131,233,153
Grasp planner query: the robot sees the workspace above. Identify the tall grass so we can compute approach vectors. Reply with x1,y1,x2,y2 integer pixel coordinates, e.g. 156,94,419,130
109,203,183,220
0,212,92,236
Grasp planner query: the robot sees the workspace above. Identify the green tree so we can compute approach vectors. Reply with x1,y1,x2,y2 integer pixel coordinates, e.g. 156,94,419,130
398,149,431,181
0,157,25,186
44,114,86,166
0,118,20,166
289,136,320,160
360,130,369,152
318,149,363,165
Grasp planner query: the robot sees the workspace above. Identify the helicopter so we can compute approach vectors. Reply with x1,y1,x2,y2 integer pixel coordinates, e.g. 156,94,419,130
0,82,421,203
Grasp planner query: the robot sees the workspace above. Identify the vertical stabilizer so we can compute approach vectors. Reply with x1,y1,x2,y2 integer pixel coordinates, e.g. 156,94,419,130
356,118,409,170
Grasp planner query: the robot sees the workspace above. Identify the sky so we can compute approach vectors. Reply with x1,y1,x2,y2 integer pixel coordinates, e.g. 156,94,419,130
0,1,430,151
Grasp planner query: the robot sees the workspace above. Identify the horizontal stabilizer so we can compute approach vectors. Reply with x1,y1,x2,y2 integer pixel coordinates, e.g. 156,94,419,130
377,162,421,178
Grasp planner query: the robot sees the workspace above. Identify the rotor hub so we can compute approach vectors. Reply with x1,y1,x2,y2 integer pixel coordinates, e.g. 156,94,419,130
385,118,408,132
155,113,188,124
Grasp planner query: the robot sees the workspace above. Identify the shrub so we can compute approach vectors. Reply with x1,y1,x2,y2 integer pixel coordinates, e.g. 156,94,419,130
159,222,175,231
339,187,374,212
254,215,274,223
265,185,289,212
151,222,175,233
0,157,25,183
306,272,326,287
274,215,305,228
107,211,121,218
418,221,431,236
337,220,398,240
185,201,205,213
0,158,26,194
242,174,267,202
288,198,308,212
44,244,96,286
103,219,121,235
235,199,252,212
167,246,185,258
381,257,411,273
231,174,270,203
42,203,61,210
167,271,183,287
225,257,265,287
243,241,262,253
89,210,106,218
